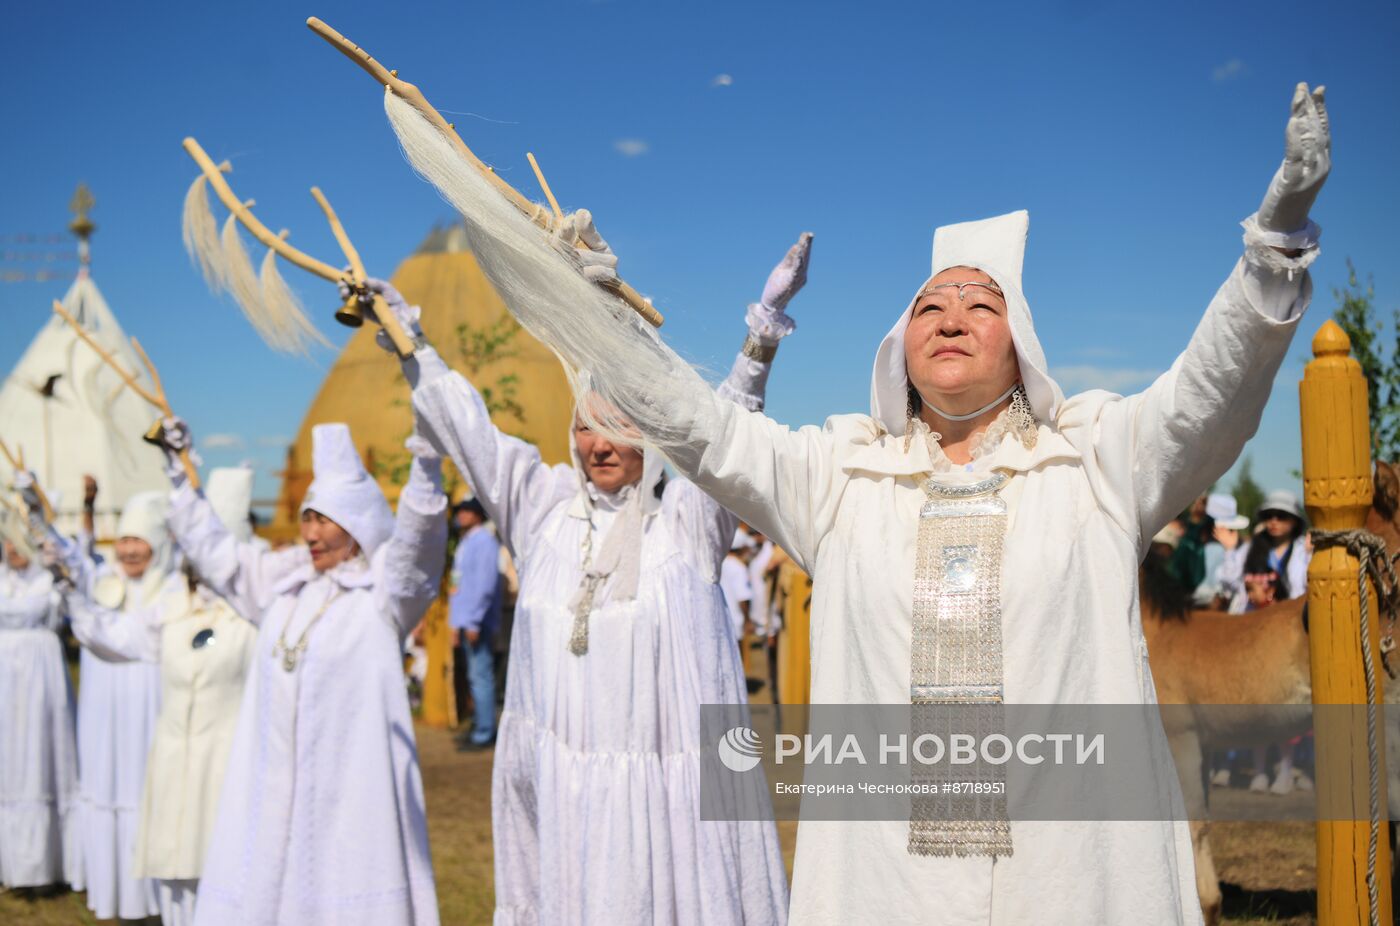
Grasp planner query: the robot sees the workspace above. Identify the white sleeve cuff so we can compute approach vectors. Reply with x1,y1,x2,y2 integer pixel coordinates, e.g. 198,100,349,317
746,302,797,346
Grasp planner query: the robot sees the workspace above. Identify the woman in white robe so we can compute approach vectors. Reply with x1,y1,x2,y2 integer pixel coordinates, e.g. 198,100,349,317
395,83,1330,924
160,422,447,926
0,531,78,890
63,467,261,925
362,232,811,925
70,490,176,920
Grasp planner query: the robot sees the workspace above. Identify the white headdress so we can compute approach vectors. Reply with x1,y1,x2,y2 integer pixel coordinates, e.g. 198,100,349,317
870,210,1064,436
117,490,174,577
207,466,255,543
300,424,393,557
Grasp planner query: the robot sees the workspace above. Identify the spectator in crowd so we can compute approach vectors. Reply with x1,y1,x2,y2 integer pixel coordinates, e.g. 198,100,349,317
1231,489,1311,794
1231,490,1309,614
449,497,503,751
1170,494,1211,593
1194,493,1251,608
720,530,755,643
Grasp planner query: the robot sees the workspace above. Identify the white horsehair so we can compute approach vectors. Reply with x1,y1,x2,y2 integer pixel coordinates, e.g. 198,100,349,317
383,88,714,451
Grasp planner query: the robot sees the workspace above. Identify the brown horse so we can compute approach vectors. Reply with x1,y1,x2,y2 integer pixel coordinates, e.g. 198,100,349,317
1142,461,1400,924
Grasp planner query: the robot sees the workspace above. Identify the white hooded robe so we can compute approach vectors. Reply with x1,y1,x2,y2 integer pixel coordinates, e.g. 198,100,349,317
518,210,1316,924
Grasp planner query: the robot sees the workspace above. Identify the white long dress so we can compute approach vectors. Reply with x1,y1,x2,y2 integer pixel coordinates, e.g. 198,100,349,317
0,563,78,888
169,470,447,926
517,230,1315,922
413,345,790,926
68,578,258,926
76,563,170,920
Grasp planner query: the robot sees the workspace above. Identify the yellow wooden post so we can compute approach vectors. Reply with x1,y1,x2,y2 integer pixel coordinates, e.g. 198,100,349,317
777,564,813,705
1300,319,1392,925
419,593,455,728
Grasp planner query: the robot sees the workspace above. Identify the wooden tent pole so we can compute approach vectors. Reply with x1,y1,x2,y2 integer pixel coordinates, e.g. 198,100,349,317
1300,320,1393,925
305,16,664,328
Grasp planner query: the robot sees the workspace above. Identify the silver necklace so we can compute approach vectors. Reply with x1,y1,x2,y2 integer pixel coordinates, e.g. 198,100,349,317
272,586,343,672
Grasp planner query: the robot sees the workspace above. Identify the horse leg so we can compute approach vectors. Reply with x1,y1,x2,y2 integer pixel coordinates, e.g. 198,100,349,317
1169,728,1221,924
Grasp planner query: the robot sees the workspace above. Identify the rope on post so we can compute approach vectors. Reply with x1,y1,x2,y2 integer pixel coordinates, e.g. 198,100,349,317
1310,526,1398,926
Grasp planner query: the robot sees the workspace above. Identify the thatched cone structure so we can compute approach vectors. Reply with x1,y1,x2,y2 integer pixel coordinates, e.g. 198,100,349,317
273,223,574,725
273,223,573,528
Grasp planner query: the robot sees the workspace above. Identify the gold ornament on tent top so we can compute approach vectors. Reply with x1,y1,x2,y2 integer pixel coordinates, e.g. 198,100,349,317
180,137,417,357
304,16,664,329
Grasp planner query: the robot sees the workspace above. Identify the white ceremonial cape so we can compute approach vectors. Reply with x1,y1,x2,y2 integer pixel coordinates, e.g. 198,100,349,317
0,563,78,888
170,470,446,926
76,562,171,919
413,349,790,926
557,214,1314,925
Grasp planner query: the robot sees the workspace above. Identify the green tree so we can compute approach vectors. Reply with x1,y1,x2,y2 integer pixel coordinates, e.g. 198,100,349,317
1332,260,1400,461
1232,455,1266,522
373,315,529,489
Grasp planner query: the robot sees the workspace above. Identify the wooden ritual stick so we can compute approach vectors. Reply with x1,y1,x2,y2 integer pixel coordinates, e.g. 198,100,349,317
52,301,201,489
305,16,664,328
0,437,54,523
526,153,565,221
129,337,202,488
183,138,342,282
183,137,416,357
308,187,416,356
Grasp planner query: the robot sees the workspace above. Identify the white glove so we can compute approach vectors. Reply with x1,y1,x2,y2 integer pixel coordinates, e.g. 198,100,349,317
552,209,620,286
339,276,426,354
404,433,444,494
1257,83,1330,238
154,416,200,485
759,232,813,313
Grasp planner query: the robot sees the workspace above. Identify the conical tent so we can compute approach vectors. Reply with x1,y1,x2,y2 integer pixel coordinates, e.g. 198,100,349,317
0,271,168,535
271,222,574,535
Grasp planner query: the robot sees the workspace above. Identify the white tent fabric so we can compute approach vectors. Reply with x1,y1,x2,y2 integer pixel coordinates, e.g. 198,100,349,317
0,272,168,534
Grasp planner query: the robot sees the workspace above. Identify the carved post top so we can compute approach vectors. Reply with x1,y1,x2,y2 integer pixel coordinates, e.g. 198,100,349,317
1313,319,1350,358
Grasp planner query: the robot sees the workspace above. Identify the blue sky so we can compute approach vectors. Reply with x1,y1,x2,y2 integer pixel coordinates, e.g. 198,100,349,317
3,0,1398,505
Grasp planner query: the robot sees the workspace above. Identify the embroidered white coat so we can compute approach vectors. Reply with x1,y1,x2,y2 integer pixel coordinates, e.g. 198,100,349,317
585,253,1310,924
414,355,790,926
68,579,258,881
0,563,78,888
168,472,447,926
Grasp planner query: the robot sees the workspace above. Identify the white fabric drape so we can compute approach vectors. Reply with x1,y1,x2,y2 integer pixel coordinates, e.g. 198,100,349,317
0,564,78,889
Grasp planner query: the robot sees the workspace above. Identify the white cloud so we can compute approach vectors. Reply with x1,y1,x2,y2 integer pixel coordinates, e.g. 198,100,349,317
1050,365,1162,394
711,73,734,88
613,138,650,157
1212,59,1247,82
202,433,245,450
255,435,290,448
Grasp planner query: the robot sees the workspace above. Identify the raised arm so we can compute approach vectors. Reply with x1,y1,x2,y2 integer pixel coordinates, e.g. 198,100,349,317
715,232,811,413
374,436,449,640
64,585,162,663
671,233,814,569
153,419,308,620
1065,83,1331,550
342,276,576,562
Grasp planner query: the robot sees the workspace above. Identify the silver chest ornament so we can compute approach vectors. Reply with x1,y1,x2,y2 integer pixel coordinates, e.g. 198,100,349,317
907,471,1014,858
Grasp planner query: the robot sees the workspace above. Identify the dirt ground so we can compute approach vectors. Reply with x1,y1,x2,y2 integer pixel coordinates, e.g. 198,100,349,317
0,723,1331,925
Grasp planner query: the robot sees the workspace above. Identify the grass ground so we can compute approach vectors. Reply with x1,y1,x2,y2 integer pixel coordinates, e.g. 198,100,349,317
0,722,1326,925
